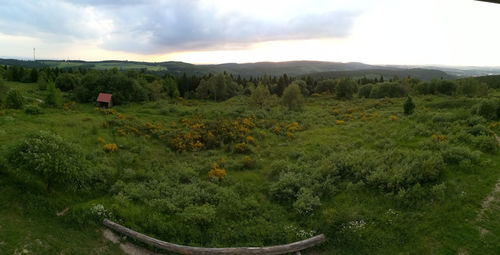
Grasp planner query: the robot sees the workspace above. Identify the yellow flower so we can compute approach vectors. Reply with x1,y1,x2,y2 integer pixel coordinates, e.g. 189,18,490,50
336,120,345,124
390,115,398,121
103,143,118,153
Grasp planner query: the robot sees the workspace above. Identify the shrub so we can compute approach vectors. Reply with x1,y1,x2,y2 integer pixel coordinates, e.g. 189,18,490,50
24,105,42,115
208,162,226,180
369,82,408,98
0,78,7,107
335,78,357,99
45,81,62,108
7,131,92,191
293,188,321,216
473,135,498,154
473,100,498,120
358,84,373,98
281,83,304,111
103,143,118,153
404,96,415,115
6,90,24,109
315,79,336,94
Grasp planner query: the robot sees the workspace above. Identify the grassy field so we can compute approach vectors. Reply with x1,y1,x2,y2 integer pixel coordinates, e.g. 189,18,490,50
1,81,500,254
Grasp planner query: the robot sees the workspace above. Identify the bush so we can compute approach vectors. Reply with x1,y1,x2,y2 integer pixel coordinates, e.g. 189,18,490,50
473,100,498,120
6,90,24,109
24,105,42,115
0,78,8,107
8,131,92,191
404,96,415,115
335,78,356,99
45,81,62,108
315,79,336,94
369,82,408,98
293,188,321,216
473,135,498,154
358,84,372,98
281,83,304,111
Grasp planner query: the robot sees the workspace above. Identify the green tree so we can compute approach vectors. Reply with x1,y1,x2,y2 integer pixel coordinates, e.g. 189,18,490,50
315,79,336,94
45,81,62,108
281,83,304,111
6,90,24,109
30,68,39,83
248,83,277,109
8,131,91,191
0,78,8,107
163,77,180,98
335,78,356,99
145,80,164,101
404,96,415,115
55,73,79,92
37,71,48,90
196,73,239,101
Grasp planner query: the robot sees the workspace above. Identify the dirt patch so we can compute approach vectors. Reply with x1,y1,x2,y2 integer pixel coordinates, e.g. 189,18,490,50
102,229,120,244
56,208,69,216
119,243,163,255
477,176,500,221
102,229,163,255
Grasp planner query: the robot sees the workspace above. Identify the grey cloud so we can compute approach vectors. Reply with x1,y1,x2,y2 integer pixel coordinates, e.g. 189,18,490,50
0,0,360,54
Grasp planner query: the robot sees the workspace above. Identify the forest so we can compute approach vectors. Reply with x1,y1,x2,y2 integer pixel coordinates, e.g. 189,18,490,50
1,63,500,254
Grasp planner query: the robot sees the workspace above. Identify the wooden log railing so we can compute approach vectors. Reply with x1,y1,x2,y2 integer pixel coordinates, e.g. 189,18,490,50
103,219,326,255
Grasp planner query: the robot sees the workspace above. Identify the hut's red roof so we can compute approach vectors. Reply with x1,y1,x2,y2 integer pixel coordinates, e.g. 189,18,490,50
97,93,112,103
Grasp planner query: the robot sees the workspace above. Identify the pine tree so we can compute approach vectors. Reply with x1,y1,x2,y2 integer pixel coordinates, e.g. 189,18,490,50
404,96,415,115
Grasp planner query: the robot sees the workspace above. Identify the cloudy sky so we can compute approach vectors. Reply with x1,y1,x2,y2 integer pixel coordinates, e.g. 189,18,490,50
0,0,499,66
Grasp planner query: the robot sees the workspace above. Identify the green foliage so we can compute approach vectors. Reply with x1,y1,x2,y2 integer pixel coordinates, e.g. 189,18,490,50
369,82,408,98
74,71,148,105
358,84,373,98
55,73,79,92
24,105,43,115
144,80,164,101
315,79,336,94
45,81,62,108
473,135,498,154
335,78,356,99
196,73,240,101
248,83,277,109
7,131,92,191
37,71,48,90
6,89,24,109
472,100,499,120
281,83,304,111
293,188,321,216
0,77,8,107
456,78,488,97
404,96,415,115
163,76,180,98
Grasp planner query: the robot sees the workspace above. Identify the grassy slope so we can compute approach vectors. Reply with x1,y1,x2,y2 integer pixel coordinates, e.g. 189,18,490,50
1,82,500,254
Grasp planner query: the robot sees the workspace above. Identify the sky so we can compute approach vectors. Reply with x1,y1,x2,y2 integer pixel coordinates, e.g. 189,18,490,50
0,0,499,66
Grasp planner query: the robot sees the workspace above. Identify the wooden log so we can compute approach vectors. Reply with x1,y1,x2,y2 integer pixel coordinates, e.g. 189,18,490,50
103,219,326,255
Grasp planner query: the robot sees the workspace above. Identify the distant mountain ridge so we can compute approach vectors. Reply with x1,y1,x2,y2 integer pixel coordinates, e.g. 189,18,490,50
2,58,499,80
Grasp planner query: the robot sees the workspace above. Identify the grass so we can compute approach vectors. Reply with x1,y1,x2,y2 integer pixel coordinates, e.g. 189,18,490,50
2,83,500,254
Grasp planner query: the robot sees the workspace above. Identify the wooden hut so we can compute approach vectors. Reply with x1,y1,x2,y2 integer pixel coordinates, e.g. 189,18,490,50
96,93,113,108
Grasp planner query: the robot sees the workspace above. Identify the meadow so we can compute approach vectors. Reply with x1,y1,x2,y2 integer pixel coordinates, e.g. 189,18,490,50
1,78,500,255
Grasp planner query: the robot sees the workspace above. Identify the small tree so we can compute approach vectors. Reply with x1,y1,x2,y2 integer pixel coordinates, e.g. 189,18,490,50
248,83,276,109
281,83,304,111
8,131,91,191
6,90,24,109
404,96,415,115
45,81,62,108
0,78,8,107
335,78,356,99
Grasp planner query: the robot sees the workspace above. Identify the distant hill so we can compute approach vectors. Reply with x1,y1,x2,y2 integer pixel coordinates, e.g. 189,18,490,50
306,68,454,81
0,58,463,80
